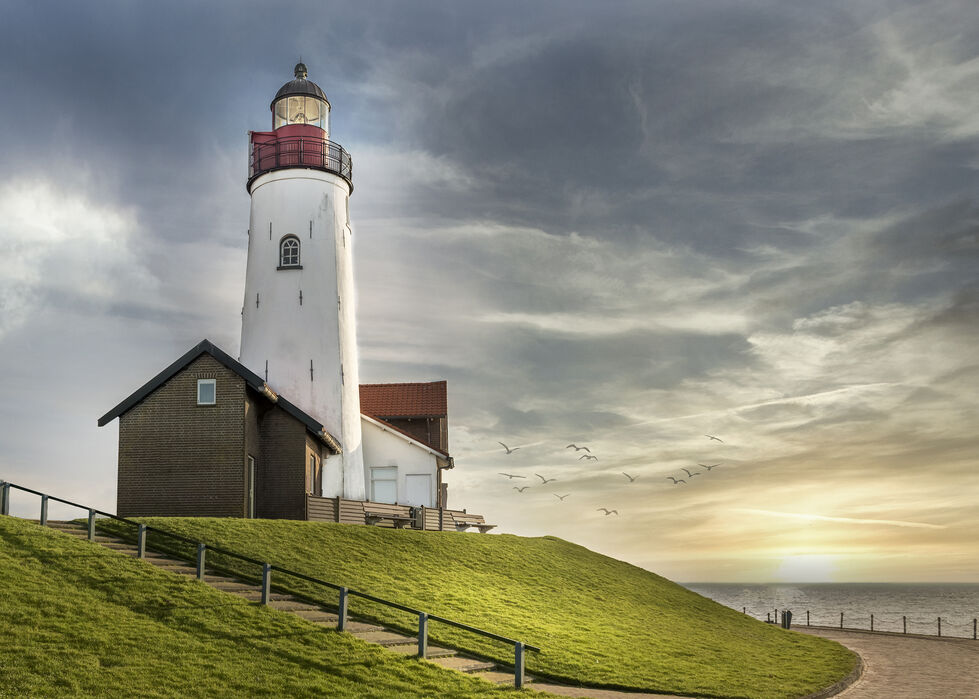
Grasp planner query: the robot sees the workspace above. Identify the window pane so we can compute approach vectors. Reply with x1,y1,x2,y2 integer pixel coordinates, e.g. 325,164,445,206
280,237,300,266
197,380,215,405
372,480,397,504
274,99,289,128
305,98,324,128
288,96,306,124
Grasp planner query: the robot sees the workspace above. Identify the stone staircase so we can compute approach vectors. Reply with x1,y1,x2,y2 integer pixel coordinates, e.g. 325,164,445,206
45,521,523,686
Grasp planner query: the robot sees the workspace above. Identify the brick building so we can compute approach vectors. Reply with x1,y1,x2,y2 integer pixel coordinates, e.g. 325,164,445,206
99,340,454,520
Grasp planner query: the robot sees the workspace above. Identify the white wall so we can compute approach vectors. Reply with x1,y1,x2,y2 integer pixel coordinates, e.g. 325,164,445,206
360,416,439,507
240,168,365,499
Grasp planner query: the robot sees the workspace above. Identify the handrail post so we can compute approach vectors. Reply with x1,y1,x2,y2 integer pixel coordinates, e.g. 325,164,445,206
196,543,206,581
87,509,96,540
136,524,146,558
938,617,941,637
514,641,525,688
417,612,428,658
0,482,8,516
261,563,271,605
40,495,49,526
337,587,348,631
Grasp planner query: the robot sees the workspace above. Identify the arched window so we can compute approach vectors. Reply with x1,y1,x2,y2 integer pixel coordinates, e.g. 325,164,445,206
279,236,300,268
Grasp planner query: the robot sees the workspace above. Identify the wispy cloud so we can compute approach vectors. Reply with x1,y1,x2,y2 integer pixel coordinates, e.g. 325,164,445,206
736,509,947,530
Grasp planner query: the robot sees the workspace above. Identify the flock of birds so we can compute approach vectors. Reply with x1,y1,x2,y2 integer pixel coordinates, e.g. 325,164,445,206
495,435,727,517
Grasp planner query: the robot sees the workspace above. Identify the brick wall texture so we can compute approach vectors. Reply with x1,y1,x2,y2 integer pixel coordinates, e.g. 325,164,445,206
117,354,324,519
118,355,247,517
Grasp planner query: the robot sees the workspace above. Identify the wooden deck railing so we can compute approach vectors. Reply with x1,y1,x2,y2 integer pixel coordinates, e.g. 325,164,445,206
305,495,494,532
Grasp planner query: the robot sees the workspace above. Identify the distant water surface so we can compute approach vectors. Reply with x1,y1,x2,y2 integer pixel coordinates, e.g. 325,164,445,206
683,583,979,638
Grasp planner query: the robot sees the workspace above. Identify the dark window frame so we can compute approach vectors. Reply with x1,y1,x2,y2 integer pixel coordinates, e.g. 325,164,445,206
279,235,301,269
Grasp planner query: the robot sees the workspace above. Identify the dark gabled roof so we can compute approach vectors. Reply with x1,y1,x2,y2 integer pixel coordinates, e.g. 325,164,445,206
359,381,447,418
97,339,341,453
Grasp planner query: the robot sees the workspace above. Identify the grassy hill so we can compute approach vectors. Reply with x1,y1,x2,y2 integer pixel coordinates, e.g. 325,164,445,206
95,517,856,699
0,516,538,698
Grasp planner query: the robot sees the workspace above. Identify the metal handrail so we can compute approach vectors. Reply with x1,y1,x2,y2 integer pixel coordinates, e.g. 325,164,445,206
0,479,539,685
247,135,353,192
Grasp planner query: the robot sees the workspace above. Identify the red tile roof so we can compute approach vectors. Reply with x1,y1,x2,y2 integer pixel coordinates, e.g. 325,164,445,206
359,381,447,418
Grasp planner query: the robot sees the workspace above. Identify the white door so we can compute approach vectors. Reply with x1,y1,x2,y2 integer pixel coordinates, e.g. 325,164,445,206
405,474,433,508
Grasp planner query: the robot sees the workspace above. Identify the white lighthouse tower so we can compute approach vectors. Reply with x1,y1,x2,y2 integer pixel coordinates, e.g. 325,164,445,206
240,63,365,499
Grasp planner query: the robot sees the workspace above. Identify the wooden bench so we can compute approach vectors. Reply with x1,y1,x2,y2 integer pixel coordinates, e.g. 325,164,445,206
452,513,496,533
364,510,415,529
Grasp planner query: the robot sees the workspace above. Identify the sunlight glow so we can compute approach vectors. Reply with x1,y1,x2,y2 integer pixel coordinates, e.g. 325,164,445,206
775,555,838,582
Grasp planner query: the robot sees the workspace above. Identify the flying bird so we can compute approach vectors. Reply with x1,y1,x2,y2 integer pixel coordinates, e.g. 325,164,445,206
698,463,721,471
622,472,638,482
554,493,570,501
566,444,591,453
705,435,724,443
535,474,557,484
681,468,701,478
513,486,530,492
498,442,520,454
596,508,619,516
579,454,599,461
498,473,526,479
666,477,686,485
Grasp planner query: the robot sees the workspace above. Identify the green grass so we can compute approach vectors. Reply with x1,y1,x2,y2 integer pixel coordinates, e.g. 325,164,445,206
94,517,856,699
0,516,539,698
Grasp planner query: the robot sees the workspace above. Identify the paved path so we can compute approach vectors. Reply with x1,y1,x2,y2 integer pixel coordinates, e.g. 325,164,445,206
799,627,979,698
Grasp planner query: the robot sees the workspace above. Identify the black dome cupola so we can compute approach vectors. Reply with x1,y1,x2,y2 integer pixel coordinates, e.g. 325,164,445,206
271,63,330,132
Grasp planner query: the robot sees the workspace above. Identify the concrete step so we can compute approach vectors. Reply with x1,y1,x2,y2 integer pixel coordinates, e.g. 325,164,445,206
303,618,384,633
209,582,261,593
146,557,193,566
472,670,524,685
203,575,242,584
388,644,456,658
350,630,417,647
266,600,324,613
426,655,496,673
150,564,198,575
290,609,338,623
100,542,137,550
228,589,296,603
337,620,385,633
69,535,124,544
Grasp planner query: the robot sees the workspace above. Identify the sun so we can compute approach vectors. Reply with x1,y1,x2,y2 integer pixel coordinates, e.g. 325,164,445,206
774,555,837,582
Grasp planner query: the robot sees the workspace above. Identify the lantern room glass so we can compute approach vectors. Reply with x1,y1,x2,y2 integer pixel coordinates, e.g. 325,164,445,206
273,95,329,133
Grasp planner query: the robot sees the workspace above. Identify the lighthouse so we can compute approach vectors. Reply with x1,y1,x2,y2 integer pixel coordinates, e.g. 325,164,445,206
239,63,365,499
101,63,467,521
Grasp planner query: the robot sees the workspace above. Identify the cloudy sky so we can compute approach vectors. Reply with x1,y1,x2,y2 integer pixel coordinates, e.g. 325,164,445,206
1,1,977,582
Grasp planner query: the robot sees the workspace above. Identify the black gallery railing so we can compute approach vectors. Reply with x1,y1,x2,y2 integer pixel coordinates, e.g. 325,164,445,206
0,479,539,687
248,136,353,190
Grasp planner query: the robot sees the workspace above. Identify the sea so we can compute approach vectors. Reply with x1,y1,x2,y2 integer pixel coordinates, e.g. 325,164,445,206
683,583,979,639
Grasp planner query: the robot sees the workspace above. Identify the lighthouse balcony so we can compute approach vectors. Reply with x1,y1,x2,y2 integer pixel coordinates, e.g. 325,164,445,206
248,128,352,192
